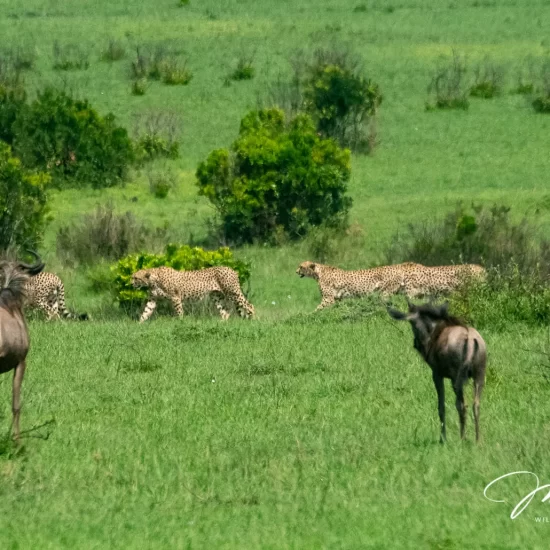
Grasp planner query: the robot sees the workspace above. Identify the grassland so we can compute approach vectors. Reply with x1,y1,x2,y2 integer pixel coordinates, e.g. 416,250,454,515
1,0,550,547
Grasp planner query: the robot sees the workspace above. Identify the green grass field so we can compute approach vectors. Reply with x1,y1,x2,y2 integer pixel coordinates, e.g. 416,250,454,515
1,0,550,547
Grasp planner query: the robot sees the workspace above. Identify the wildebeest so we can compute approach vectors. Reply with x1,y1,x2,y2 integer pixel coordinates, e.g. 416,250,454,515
0,251,45,442
388,301,487,443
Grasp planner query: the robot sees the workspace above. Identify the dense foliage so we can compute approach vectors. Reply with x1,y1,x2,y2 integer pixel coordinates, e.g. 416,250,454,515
13,88,134,188
196,108,352,244
0,142,50,250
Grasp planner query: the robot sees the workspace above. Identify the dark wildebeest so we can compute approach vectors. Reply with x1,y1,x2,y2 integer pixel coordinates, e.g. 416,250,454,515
0,251,45,442
388,301,487,443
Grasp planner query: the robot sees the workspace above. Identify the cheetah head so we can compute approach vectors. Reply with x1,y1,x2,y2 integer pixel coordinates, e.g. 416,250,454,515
296,261,318,279
132,269,154,289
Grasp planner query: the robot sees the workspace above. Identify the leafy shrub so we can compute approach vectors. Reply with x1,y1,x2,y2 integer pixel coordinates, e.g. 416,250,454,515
513,58,536,95
303,49,382,152
532,60,550,113
133,110,180,162
130,45,192,85
532,95,550,113
179,0,190,5
0,84,26,145
385,204,550,276
426,52,469,110
101,39,126,62
469,58,504,98
196,108,352,245
52,42,89,71
0,53,25,91
230,56,255,81
147,166,176,198
448,266,550,331
56,202,168,266
131,78,148,95
112,244,251,310
0,143,50,250
269,49,381,153
13,88,134,188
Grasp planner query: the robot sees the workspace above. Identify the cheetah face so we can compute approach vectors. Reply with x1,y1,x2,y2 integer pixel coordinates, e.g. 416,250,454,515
296,261,317,279
132,269,153,289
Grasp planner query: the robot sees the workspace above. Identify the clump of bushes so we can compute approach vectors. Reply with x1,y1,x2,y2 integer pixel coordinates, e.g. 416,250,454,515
146,166,177,198
56,202,168,266
196,107,352,245
112,244,250,309
469,58,505,98
532,60,550,114
130,46,192,86
229,55,255,81
268,49,382,153
133,110,180,162
426,52,469,110
13,88,134,188
101,39,126,62
0,84,26,144
52,42,89,71
0,143,50,250
385,204,550,329
303,49,382,152
131,78,148,96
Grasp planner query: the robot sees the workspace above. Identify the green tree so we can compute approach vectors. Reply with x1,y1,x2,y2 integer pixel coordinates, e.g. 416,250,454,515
13,88,134,189
0,142,50,250
197,108,352,244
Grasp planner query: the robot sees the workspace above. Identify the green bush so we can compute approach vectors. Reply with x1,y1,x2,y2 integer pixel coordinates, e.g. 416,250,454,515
0,84,26,145
130,46,192,86
426,52,469,111
469,59,504,99
303,54,382,151
385,204,550,278
0,142,50,250
533,95,550,113
56,202,167,267
230,58,255,81
449,266,550,331
13,88,134,188
52,42,89,71
112,244,251,309
196,108,351,244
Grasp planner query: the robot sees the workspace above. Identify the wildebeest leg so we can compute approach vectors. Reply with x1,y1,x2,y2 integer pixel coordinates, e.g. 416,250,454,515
432,373,446,443
473,376,484,443
139,299,157,323
12,361,26,443
453,380,467,440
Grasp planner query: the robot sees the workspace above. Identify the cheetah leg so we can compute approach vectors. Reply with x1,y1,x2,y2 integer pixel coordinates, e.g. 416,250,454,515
225,290,254,319
315,294,336,311
211,293,230,320
140,300,157,323
170,297,184,318
39,297,58,321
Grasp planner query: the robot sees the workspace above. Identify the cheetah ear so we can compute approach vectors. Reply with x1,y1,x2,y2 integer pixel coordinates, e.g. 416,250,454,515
310,263,316,269
144,272,151,279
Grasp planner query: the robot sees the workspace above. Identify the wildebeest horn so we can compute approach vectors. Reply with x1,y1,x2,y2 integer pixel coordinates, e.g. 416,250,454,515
18,250,45,275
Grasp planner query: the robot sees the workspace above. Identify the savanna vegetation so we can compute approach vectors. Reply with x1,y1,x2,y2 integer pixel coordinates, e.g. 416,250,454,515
1,0,550,548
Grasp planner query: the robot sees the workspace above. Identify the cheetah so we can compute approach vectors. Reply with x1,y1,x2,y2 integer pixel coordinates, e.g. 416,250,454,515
24,272,89,321
400,263,486,298
131,266,255,323
296,260,424,310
